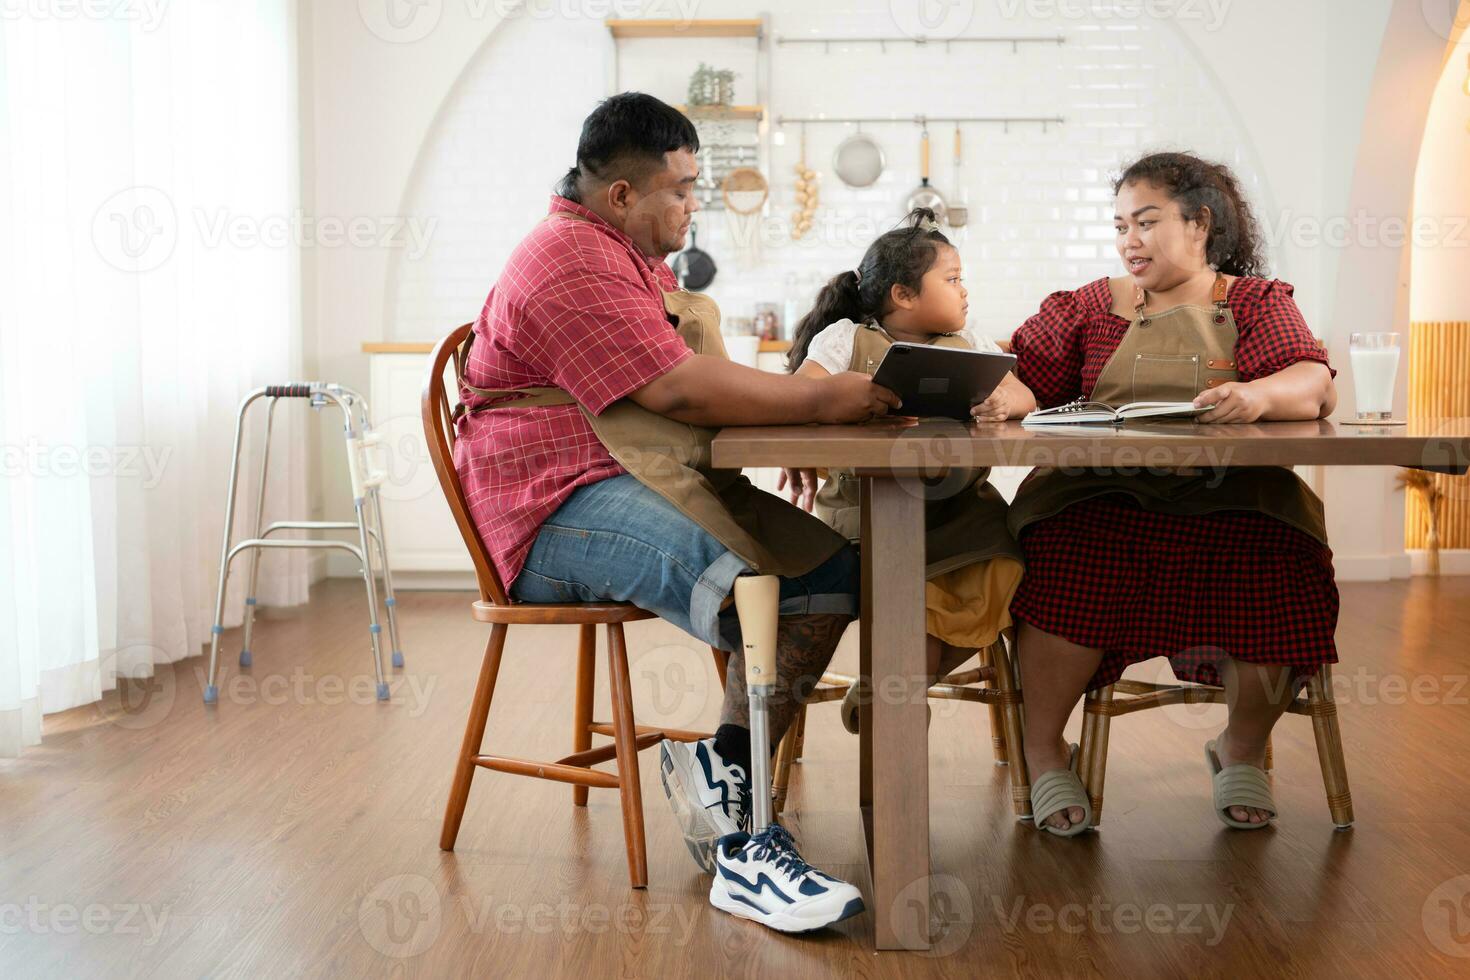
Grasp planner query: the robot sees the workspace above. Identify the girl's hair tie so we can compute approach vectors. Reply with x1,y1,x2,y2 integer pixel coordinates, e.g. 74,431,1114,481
852,268,862,284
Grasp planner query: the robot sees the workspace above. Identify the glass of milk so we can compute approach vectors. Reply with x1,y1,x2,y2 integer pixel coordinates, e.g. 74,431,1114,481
1348,332,1400,421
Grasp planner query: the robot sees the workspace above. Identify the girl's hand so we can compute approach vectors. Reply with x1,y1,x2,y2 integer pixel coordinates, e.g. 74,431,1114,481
970,389,1011,422
1194,381,1268,423
777,467,820,512
971,374,1033,422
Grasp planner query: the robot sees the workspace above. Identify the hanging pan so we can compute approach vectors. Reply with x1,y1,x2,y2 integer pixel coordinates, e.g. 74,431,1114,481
903,127,947,223
833,127,885,188
671,221,717,292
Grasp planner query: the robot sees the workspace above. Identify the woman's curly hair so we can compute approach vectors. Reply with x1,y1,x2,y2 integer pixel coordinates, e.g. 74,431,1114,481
1114,151,1268,278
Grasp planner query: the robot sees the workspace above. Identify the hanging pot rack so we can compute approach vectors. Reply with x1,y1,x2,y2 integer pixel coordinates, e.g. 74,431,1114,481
777,114,1064,134
775,34,1064,54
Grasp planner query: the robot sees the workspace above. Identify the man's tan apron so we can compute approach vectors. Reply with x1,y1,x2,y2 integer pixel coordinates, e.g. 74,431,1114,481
1007,274,1328,543
456,215,848,578
813,322,1024,579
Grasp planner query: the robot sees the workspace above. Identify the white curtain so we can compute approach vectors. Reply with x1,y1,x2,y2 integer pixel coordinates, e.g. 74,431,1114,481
0,1,307,756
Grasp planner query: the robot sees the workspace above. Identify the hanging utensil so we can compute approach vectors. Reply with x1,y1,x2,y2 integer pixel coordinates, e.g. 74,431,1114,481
946,126,968,229
833,126,885,188
903,127,947,223
722,167,769,267
792,123,817,240
671,222,717,292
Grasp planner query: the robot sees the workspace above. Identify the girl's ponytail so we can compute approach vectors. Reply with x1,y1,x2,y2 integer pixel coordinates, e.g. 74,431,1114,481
787,270,863,373
787,208,951,373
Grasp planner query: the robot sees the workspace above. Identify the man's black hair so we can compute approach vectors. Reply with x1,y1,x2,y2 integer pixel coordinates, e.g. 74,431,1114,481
556,92,700,203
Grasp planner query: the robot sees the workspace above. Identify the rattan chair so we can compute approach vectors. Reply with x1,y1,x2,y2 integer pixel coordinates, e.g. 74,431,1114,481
1077,666,1354,829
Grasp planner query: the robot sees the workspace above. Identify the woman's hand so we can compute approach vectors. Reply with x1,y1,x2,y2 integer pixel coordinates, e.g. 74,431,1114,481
777,467,820,512
970,373,1036,422
1193,382,1269,422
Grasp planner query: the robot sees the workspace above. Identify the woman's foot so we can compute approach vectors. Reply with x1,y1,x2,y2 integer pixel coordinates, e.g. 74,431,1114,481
1024,739,1087,832
1211,729,1273,826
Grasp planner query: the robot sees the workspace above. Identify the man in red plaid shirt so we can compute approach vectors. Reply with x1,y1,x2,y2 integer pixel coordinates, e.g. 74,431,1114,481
455,94,896,929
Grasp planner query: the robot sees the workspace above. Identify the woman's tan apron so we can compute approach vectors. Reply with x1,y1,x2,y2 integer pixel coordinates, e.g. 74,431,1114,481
1007,274,1328,544
813,322,1023,579
456,215,848,578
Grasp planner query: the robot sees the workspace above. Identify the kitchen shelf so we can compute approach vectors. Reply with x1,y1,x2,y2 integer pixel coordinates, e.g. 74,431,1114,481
679,104,765,122
606,18,762,39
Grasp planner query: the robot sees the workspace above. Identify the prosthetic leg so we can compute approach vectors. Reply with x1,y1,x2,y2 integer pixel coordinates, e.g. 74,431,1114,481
709,574,866,932
734,574,780,832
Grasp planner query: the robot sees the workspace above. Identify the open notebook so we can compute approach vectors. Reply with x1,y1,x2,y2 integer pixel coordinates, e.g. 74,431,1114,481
1022,399,1213,425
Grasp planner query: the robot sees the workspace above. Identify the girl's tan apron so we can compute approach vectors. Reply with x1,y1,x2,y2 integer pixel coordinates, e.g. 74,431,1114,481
1007,274,1328,544
456,216,848,578
813,322,1023,578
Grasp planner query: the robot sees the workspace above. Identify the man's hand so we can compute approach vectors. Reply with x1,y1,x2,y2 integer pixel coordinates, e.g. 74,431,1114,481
816,371,901,423
1194,381,1268,423
777,468,820,512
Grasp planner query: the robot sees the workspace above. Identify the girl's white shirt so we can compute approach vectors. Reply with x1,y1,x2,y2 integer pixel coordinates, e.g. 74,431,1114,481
804,318,1004,376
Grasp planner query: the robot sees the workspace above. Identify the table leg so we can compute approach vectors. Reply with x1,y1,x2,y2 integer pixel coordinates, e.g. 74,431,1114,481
859,475,930,951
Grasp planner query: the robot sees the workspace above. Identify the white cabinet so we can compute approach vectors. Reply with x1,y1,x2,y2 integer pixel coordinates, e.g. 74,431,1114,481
368,351,477,588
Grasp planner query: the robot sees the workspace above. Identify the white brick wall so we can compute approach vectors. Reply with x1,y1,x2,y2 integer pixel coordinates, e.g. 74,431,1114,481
387,1,1271,346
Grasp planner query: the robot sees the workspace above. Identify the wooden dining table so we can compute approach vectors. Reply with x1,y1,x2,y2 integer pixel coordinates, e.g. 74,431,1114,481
711,416,1470,950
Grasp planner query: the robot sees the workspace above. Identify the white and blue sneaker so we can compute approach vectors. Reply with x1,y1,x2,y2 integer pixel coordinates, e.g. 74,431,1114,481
659,737,751,873
709,825,865,933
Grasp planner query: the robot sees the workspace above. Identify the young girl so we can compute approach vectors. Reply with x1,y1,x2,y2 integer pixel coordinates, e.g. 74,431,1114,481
782,208,1033,730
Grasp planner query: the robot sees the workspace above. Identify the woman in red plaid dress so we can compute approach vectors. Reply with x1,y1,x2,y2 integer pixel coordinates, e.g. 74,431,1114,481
996,152,1339,835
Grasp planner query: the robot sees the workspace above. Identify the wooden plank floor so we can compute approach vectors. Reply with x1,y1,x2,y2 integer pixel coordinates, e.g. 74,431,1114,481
3,577,1469,978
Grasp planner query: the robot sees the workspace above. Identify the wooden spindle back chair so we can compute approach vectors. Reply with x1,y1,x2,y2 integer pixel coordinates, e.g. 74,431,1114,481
423,323,729,888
